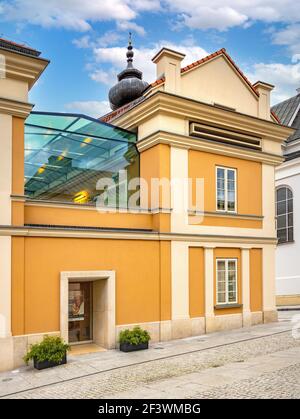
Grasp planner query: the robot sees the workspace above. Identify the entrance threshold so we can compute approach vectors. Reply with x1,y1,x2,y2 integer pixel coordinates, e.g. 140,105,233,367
69,343,107,356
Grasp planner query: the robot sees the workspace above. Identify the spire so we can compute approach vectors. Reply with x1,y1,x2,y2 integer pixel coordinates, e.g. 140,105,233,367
126,32,133,68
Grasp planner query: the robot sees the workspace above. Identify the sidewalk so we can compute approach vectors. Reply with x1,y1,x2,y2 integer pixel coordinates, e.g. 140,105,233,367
0,314,294,398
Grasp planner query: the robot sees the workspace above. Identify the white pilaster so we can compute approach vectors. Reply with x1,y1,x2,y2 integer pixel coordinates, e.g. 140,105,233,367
0,237,12,337
170,146,188,233
0,113,12,338
204,247,215,329
263,245,278,322
0,114,12,225
241,248,251,327
262,163,276,236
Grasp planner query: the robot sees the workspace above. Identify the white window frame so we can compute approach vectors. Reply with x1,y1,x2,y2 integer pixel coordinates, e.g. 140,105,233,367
216,166,237,213
276,186,294,244
216,258,238,305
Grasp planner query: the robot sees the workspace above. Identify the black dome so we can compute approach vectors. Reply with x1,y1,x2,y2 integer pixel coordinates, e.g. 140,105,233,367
108,34,149,110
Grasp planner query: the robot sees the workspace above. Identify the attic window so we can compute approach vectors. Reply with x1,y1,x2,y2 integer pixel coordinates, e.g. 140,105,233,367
190,121,262,150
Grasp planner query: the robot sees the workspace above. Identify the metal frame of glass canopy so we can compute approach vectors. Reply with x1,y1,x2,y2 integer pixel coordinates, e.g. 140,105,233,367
24,112,139,206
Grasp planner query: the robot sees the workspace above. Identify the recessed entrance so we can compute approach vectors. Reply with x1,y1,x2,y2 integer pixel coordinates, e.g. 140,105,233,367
60,271,116,349
68,282,93,343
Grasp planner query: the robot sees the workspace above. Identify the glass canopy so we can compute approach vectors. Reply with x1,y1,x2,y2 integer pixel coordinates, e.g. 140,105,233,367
24,112,139,206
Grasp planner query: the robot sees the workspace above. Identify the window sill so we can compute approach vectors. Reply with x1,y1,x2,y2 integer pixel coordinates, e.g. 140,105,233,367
214,304,243,310
277,240,295,246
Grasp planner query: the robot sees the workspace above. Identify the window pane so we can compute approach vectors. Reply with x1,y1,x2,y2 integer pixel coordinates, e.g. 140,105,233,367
228,292,237,303
277,200,286,216
288,227,294,242
228,191,235,202
218,281,226,292
227,170,235,181
277,228,287,243
227,200,235,211
228,271,236,283
277,215,287,229
288,213,293,227
217,293,226,304
217,179,225,189
227,180,235,191
277,188,286,202
217,199,225,210
288,199,293,213
287,189,293,199
217,168,225,179
217,261,226,271
228,261,236,271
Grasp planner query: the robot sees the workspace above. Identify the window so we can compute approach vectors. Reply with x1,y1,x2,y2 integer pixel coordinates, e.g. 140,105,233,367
276,187,294,244
216,259,238,305
216,167,236,212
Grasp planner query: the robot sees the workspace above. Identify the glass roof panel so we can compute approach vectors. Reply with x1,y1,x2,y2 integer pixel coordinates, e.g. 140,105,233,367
24,112,138,206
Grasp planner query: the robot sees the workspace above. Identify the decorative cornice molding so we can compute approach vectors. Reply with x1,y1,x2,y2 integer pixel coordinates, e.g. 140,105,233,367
0,48,49,89
0,97,34,118
112,91,294,142
137,130,283,166
24,199,172,214
0,224,277,245
188,209,263,221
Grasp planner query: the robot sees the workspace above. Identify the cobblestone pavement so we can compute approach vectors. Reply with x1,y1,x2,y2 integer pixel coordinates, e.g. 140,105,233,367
3,326,300,399
191,363,300,399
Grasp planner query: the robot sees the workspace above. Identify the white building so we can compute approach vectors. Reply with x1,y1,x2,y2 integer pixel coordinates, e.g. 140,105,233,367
273,89,300,306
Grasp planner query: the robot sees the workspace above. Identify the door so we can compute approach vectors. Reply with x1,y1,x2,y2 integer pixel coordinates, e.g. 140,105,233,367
68,282,93,343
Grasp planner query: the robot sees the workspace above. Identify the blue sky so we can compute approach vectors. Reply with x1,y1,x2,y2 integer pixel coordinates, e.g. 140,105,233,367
0,0,299,117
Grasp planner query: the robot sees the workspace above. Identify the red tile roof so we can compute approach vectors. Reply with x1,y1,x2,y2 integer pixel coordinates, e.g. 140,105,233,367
271,110,281,124
0,37,41,57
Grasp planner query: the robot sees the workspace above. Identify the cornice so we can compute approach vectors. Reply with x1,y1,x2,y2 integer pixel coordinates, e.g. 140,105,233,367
0,97,34,118
137,130,284,166
113,91,294,142
0,48,49,89
0,224,277,245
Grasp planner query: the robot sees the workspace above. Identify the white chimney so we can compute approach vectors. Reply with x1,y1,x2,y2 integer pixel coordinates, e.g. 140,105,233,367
152,48,185,95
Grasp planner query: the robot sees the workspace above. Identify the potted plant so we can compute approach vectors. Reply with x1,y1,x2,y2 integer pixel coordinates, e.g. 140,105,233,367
119,326,150,352
23,335,70,370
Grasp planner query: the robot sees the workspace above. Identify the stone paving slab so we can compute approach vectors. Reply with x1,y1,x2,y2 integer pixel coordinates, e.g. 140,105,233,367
108,346,300,399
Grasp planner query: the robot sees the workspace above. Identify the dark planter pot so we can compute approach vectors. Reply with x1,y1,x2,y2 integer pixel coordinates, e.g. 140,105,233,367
33,353,67,370
120,342,149,352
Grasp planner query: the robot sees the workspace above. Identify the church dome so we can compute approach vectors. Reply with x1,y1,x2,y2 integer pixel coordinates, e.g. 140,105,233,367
108,34,149,111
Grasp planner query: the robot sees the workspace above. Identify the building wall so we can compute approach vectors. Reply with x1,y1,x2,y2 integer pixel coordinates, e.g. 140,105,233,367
12,237,167,336
275,160,300,305
181,56,258,117
188,150,262,228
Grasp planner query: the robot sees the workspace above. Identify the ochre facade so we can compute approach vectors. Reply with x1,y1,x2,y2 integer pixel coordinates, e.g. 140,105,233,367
0,42,294,371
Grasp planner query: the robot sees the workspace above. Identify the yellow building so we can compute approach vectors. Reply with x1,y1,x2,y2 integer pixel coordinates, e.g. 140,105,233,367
0,38,293,371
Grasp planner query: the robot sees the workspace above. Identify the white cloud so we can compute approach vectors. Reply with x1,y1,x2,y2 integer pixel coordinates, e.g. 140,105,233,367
116,21,146,36
0,0,137,31
247,61,300,104
2,0,300,34
73,32,123,49
65,100,110,117
272,24,300,58
92,40,208,83
164,0,300,31
90,69,116,86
